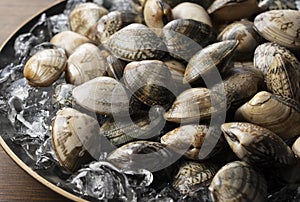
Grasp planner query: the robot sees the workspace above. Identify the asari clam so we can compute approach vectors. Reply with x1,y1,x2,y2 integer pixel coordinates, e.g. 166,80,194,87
221,122,296,167
51,108,100,172
69,2,108,40
254,9,300,50
235,91,300,139
209,161,267,202
65,43,107,85
103,23,166,61
23,48,67,87
172,161,219,196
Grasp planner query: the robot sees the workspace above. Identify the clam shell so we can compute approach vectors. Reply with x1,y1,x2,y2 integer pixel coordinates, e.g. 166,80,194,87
266,54,300,102
23,48,67,87
165,88,227,123
123,60,176,108
66,43,106,85
51,108,100,172
221,122,296,166
253,42,300,76
72,76,129,115
184,40,239,84
163,19,215,60
254,10,300,50
50,31,91,56
103,23,166,61
235,91,300,139
161,124,225,160
292,136,300,157
172,161,219,196
209,161,267,202
172,2,212,27
69,3,108,40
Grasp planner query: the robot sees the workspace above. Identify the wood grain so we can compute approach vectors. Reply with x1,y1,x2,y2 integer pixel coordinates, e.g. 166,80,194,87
0,0,71,201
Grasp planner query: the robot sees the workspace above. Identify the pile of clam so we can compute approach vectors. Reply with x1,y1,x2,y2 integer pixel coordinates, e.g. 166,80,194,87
23,0,300,201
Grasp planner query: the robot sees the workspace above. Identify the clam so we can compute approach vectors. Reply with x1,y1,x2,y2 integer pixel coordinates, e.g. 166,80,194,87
163,19,215,60
123,60,176,108
254,10,300,50
209,161,267,202
207,0,260,23
217,20,262,61
51,108,100,172
258,0,297,10
100,110,165,146
184,40,239,84
172,161,219,196
69,2,108,40
165,88,227,123
235,91,300,140
23,48,67,87
72,76,130,115
50,31,91,56
266,54,300,102
161,124,225,160
103,23,166,61
94,10,143,43
221,122,296,167
172,2,212,27
253,42,300,76
292,136,300,157
106,140,175,172
66,43,106,85
144,0,173,29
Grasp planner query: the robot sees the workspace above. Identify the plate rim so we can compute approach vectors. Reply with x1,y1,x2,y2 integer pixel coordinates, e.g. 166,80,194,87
0,1,88,201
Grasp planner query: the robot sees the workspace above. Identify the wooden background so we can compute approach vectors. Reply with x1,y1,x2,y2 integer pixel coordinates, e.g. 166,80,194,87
0,0,71,201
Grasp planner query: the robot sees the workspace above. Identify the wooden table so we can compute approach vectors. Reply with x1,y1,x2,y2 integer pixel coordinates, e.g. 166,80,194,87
0,0,71,201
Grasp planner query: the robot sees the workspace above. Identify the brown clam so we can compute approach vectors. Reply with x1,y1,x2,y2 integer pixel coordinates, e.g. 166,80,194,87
69,2,108,40
163,19,215,60
103,23,166,61
165,88,227,123
221,122,296,167
66,43,106,85
266,54,300,102
209,161,267,202
235,91,300,140
123,60,176,108
161,124,225,160
217,20,262,61
172,161,219,196
254,10,300,50
172,2,212,27
144,0,173,29
24,48,67,87
184,40,239,84
72,76,129,115
51,108,100,172
50,31,91,56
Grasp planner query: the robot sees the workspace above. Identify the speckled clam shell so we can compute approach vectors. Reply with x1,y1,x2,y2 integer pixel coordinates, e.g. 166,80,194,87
161,125,225,160
172,161,219,196
50,31,91,56
103,23,166,61
51,108,100,172
72,76,129,115
221,122,296,167
235,91,300,140
164,88,227,123
254,42,300,76
23,48,67,87
184,40,239,84
66,43,106,85
69,2,108,40
209,161,267,202
254,10,300,50
266,54,300,102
